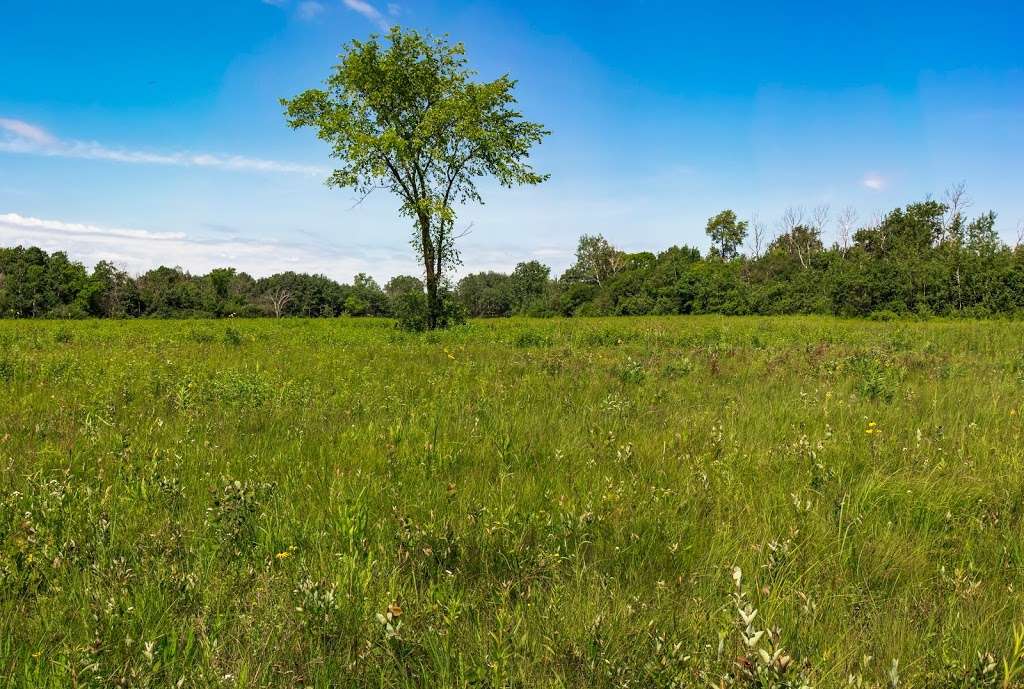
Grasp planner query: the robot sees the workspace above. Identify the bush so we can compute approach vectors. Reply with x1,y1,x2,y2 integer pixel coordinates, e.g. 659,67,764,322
868,309,901,322
393,290,465,332
392,290,428,332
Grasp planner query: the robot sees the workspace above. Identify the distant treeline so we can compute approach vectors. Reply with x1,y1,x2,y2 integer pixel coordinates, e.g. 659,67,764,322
3,195,1024,320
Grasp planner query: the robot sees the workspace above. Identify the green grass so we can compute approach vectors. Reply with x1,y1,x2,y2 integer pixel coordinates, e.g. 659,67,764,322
2,316,1023,688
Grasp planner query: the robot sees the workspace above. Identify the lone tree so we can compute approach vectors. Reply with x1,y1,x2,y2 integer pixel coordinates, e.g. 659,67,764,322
282,27,549,329
705,209,748,261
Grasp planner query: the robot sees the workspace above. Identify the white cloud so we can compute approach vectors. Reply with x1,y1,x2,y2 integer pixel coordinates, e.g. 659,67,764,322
297,1,325,19
0,118,56,146
342,0,389,30
861,173,886,191
0,117,326,176
0,213,185,241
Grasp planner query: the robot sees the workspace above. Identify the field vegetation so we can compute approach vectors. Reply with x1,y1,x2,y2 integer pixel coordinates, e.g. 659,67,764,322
2,315,1024,687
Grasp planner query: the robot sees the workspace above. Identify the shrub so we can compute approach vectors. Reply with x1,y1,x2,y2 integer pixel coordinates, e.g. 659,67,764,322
392,290,428,332
223,326,243,346
868,309,900,322
53,326,74,344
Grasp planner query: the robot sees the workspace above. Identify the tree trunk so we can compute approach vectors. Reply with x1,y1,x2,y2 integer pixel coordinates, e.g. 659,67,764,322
419,214,441,329
425,271,440,329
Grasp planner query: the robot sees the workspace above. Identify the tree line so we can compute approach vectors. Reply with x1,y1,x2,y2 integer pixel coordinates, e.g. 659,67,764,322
0,250,403,320
456,193,1024,320
2,192,1023,323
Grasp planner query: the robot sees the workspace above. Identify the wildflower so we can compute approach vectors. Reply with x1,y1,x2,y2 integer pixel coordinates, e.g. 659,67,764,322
742,630,764,648
275,550,290,560
865,421,881,435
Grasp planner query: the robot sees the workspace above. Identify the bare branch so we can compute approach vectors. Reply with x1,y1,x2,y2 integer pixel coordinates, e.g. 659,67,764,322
837,206,858,253
810,204,830,233
348,184,389,210
451,221,475,240
747,213,767,260
778,206,805,234
264,287,293,318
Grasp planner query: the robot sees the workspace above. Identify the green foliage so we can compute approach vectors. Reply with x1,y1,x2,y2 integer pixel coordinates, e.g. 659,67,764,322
282,26,549,328
391,287,464,332
208,478,276,555
455,271,513,317
223,326,243,346
706,209,749,261
509,260,551,314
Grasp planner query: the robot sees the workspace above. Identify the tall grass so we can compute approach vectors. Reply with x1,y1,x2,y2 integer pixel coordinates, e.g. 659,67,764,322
1,316,1022,687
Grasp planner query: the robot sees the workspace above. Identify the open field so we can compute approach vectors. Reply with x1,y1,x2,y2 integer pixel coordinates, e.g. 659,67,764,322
2,316,1024,688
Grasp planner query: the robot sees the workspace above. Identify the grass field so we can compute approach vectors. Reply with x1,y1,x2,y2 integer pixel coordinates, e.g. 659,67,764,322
2,316,1024,688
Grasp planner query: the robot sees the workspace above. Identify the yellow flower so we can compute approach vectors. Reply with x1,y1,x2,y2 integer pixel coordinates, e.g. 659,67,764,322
275,550,291,560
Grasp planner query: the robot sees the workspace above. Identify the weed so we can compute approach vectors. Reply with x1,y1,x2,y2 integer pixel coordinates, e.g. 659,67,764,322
208,478,275,555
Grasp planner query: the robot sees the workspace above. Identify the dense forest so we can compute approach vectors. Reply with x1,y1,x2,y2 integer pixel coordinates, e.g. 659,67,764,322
3,194,1024,323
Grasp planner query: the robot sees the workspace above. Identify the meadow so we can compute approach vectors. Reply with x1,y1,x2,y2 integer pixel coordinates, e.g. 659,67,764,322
1,315,1023,688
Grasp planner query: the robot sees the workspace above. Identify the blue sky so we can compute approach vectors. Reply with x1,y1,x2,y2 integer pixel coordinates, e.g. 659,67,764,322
1,0,1022,280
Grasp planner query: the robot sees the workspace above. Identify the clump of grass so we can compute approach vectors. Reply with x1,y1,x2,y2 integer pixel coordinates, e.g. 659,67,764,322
223,325,243,346
53,325,73,343
513,329,552,348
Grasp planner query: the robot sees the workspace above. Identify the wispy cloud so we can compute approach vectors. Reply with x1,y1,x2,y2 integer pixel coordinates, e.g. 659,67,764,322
0,118,56,146
861,173,886,191
0,118,326,176
297,1,325,20
0,213,185,242
342,0,390,30
0,212,417,279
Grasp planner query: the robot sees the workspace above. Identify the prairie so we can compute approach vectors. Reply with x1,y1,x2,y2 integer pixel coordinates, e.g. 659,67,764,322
1,316,1023,687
